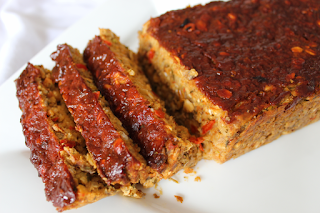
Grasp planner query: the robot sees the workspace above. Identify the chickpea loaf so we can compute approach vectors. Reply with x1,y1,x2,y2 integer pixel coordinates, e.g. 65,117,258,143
139,0,320,163
51,44,147,196
16,63,117,211
84,29,201,182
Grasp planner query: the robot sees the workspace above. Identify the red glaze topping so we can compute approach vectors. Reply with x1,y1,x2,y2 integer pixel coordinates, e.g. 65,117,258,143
84,36,175,171
16,63,76,209
148,0,320,121
51,44,142,185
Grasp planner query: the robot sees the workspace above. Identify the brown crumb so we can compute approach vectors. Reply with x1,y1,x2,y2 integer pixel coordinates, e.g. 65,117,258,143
194,176,201,182
174,195,183,203
169,177,179,184
153,193,160,199
184,167,196,174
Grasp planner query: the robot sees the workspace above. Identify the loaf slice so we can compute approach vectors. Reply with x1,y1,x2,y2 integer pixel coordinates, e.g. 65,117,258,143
16,63,117,211
138,0,320,163
84,29,201,182
51,44,147,195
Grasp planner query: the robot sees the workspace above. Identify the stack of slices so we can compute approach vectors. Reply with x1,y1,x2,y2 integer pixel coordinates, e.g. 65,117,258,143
16,0,320,211
16,29,201,211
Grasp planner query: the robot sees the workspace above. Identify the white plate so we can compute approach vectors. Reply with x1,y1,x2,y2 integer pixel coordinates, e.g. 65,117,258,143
1,0,320,212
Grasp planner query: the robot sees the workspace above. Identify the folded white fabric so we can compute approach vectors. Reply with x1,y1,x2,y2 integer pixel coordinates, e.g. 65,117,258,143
0,0,104,86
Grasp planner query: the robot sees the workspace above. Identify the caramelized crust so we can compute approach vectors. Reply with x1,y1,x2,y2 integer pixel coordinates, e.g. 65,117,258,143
16,64,76,209
51,44,147,189
146,0,320,120
84,36,170,171
84,29,200,178
15,63,116,211
139,0,320,163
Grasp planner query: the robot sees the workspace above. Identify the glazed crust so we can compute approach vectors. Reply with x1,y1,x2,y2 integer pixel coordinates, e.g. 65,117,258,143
84,29,200,179
145,0,320,118
138,0,320,163
84,35,171,171
51,44,148,188
16,63,116,211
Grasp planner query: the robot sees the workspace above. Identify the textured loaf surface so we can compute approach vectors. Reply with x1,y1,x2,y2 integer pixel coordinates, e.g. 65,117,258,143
146,0,320,121
139,0,320,163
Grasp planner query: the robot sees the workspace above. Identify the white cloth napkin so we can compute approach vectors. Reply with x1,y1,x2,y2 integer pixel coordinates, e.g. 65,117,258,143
0,0,210,87
0,0,105,86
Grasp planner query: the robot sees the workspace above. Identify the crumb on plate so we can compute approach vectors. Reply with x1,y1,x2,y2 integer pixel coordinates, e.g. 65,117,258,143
194,176,201,182
169,177,179,184
174,195,183,203
153,193,160,199
154,183,163,195
184,167,196,174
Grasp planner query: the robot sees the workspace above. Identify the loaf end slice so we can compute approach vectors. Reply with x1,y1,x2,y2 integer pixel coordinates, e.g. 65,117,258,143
16,63,117,211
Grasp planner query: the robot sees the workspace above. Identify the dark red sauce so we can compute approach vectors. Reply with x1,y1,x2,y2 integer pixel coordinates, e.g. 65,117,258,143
148,0,320,121
84,36,175,171
16,63,76,209
51,44,142,185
